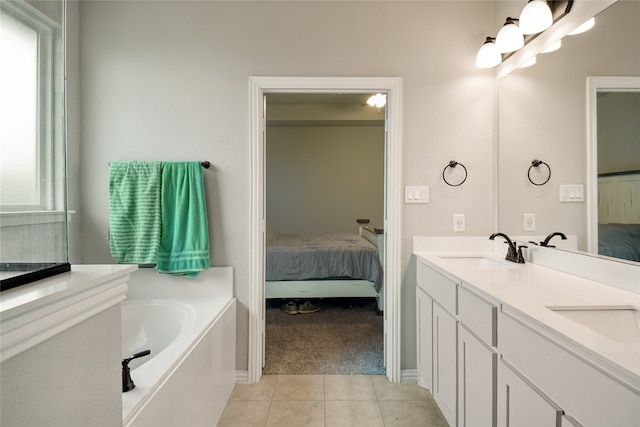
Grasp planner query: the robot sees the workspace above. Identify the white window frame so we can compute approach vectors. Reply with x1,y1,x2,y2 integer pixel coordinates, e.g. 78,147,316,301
0,0,64,215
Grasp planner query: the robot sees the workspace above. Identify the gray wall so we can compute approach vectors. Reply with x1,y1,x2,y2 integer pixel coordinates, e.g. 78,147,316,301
266,125,384,234
76,1,497,372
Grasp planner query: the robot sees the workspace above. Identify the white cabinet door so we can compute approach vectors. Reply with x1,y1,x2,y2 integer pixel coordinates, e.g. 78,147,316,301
497,360,562,427
416,287,433,391
458,324,496,427
433,302,457,427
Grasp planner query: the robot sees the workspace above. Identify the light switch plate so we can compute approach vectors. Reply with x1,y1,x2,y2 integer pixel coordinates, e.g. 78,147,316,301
405,186,429,204
559,185,584,202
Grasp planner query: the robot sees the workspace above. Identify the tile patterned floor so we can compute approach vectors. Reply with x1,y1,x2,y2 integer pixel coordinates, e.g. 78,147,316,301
217,375,449,427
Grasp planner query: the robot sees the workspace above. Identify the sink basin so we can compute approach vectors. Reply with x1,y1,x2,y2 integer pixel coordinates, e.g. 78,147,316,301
547,305,640,348
439,256,518,270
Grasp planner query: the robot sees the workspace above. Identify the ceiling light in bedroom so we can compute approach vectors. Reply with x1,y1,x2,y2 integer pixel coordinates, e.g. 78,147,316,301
367,93,387,108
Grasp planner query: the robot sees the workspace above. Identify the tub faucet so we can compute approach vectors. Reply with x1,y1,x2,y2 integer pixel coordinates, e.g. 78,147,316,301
489,232,525,263
540,232,567,248
122,350,151,393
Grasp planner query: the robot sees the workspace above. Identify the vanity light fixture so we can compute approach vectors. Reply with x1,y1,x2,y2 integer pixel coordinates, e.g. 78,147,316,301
476,37,502,69
568,17,595,35
496,17,524,53
541,39,562,53
519,0,553,35
366,93,387,108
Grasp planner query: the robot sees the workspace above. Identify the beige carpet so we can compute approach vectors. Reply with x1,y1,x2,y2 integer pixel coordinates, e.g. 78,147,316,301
263,299,385,375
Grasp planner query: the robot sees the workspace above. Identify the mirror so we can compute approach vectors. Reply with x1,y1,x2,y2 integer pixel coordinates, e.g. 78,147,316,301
498,0,640,263
0,0,69,290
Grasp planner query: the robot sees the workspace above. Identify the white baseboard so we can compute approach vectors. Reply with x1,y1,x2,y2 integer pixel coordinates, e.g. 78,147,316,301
401,369,418,383
235,370,249,384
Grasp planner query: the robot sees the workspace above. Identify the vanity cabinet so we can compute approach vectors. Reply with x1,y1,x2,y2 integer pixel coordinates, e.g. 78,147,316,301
416,260,459,427
416,287,433,390
499,310,640,426
417,261,500,427
433,302,458,426
497,359,563,427
457,285,497,427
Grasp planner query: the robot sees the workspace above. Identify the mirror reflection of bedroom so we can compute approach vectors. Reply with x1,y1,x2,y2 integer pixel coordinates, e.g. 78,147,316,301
264,93,385,375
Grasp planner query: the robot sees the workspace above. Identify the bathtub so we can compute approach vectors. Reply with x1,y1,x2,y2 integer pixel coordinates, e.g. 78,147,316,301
122,268,236,427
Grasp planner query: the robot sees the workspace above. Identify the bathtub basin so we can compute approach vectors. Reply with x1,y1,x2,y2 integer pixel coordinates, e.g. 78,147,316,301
121,300,195,370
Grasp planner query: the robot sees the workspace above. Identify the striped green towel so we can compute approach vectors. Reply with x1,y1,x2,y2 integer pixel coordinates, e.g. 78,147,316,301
109,161,162,264
155,162,210,277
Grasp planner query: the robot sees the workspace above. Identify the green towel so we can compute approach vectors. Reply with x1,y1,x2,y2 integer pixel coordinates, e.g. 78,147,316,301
155,162,210,277
109,161,162,264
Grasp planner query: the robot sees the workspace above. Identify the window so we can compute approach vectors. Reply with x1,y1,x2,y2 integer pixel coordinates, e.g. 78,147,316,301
0,12,39,207
0,0,68,289
0,2,63,212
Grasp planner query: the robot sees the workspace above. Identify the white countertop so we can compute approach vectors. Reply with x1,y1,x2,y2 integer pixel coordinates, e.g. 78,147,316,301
414,250,640,389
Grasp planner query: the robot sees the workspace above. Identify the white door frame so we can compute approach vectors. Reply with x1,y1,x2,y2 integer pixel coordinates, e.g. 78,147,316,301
249,76,403,384
586,76,640,253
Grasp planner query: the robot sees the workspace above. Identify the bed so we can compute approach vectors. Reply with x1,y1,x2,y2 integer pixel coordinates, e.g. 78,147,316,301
265,220,384,312
598,223,640,262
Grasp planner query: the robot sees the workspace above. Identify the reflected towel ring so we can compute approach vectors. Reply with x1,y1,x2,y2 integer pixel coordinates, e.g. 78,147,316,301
442,161,468,187
528,159,551,186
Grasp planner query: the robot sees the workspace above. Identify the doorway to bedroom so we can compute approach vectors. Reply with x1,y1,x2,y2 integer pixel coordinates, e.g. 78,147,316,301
263,92,385,375
249,76,402,384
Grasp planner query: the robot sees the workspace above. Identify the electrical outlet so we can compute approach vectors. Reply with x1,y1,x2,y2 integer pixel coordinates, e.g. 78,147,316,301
524,213,535,231
453,214,465,232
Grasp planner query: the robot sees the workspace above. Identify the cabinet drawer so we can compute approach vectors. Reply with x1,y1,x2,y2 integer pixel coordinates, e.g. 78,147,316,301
458,286,497,347
417,260,457,314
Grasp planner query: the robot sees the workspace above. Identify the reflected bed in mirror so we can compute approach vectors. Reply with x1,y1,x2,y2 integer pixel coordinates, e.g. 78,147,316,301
498,0,640,265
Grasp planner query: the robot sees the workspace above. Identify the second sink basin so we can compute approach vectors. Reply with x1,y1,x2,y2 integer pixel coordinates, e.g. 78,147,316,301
439,256,518,270
547,305,640,349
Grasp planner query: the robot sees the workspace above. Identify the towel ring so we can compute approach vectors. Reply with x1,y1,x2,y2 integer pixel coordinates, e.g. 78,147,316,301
442,161,468,187
528,159,551,186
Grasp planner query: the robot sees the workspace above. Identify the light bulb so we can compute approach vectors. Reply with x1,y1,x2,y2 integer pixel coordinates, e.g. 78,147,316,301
568,17,595,35
519,0,552,35
541,39,561,53
519,56,537,68
476,37,502,69
367,93,386,108
496,18,524,53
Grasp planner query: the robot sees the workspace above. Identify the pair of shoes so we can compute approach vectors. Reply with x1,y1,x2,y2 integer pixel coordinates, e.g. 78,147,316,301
281,300,321,315
298,300,321,314
281,301,298,315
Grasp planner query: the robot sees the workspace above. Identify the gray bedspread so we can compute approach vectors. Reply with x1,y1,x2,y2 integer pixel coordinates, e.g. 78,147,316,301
598,223,640,262
266,233,383,292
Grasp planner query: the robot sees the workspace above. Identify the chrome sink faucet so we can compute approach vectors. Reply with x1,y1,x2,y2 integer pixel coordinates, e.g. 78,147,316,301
540,232,567,247
489,232,527,263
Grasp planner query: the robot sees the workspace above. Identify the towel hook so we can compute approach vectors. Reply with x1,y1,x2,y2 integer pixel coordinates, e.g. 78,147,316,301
442,161,468,187
527,159,551,186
